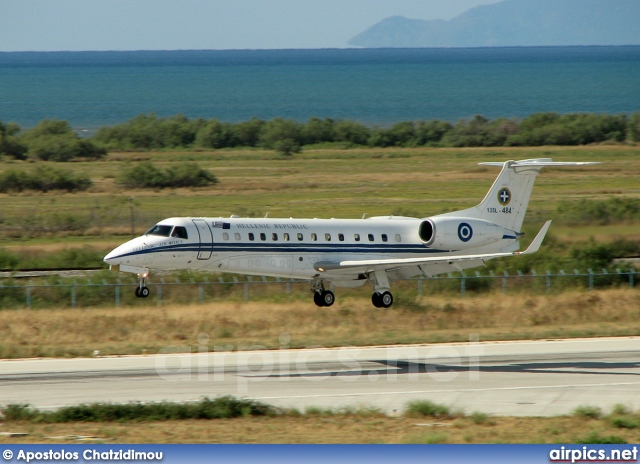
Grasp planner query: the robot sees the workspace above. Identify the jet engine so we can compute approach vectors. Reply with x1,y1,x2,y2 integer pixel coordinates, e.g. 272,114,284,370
419,217,515,250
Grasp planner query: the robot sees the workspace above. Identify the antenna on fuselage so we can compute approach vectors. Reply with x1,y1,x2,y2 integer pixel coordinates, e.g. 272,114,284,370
362,213,368,219
264,212,270,218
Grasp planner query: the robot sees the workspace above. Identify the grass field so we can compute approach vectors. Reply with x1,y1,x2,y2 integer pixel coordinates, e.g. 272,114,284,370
1,145,639,443
1,288,639,359
1,145,638,247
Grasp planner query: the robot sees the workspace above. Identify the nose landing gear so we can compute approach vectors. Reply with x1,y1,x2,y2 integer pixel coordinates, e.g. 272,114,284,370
135,284,150,298
135,272,150,298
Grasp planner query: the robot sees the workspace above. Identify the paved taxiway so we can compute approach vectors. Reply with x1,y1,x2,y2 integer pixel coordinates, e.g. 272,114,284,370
1,337,639,416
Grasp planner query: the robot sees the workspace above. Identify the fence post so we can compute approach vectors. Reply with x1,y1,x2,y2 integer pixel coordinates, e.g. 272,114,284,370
26,280,32,310
115,284,120,307
199,284,204,304
72,281,77,308
546,271,552,293
502,271,508,294
244,282,249,301
460,272,466,296
631,270,635,288
588,269,594,291
417,278,423,297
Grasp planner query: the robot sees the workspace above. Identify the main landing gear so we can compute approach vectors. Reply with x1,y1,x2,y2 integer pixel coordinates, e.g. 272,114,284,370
371,291,393,308
310,276,395,308
313,289,335,307
311,280,335,307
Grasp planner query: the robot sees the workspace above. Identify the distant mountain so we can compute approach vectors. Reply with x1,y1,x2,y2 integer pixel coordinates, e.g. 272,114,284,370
349,0,640,48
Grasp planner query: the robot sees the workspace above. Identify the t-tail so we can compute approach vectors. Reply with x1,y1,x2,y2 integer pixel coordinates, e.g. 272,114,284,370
437,158,599,232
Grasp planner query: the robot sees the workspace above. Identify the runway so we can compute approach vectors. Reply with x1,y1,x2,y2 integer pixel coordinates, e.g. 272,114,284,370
1,337,639,417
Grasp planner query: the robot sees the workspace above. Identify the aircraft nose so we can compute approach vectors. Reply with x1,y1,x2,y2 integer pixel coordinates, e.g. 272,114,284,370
103,248,121,265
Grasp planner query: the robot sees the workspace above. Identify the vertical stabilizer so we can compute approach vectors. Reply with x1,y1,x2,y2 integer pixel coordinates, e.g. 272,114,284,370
435,159,599,232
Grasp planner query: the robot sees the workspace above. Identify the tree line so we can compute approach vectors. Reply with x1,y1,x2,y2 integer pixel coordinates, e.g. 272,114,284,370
1,112,640,159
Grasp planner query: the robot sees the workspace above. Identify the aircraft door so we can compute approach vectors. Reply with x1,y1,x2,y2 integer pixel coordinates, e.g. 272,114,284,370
192,219,213,260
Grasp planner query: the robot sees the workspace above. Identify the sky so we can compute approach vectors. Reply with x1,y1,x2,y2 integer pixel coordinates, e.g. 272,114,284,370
0,0,502,51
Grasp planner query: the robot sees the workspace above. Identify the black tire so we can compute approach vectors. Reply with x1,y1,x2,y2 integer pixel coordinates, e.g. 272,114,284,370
135,287,141,298
380,291,393,308
322,290,335,307
371,292,382,308
314,291,325,307
140,286,150,298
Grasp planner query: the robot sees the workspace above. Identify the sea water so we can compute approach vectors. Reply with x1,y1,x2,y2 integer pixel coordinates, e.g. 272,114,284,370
0,46,638,131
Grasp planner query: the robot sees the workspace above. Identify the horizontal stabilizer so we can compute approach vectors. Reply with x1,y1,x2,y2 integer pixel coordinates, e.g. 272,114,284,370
479,159,600,167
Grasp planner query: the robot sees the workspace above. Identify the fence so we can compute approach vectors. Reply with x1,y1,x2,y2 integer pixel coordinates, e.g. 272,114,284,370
0,267,637,310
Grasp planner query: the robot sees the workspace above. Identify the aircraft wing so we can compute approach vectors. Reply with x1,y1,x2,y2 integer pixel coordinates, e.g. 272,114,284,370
314,220,551,275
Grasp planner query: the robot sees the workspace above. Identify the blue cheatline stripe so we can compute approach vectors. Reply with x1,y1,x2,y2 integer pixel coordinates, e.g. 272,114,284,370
107,242,452,260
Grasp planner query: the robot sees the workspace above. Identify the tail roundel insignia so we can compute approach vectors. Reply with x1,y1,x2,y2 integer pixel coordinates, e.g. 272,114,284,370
497,188,511,206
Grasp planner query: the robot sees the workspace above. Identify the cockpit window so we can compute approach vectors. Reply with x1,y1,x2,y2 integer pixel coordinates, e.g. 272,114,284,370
172,226,188,239
145,224,173,237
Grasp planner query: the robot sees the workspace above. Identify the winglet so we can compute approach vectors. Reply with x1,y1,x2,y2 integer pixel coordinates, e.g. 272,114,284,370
519,220,552,255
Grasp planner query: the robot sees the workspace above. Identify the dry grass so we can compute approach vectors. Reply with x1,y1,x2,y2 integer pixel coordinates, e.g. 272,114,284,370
2,288,640,358
2,414,638,444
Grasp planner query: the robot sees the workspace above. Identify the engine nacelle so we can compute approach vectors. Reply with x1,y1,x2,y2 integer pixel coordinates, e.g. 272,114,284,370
419,217,514,250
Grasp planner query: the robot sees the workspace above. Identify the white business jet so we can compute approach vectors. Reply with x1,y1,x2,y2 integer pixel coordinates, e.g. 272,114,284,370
104,158,598,307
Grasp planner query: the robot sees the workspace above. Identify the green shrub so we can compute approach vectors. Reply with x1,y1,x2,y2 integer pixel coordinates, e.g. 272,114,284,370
0,165,93,193
573,405,603,419
404,400,453,418
0,121,27,159
20,119,105,161
93,113,204,150
117,161,217,189
87,112,640,150
1,396,277,423
610,416,640,429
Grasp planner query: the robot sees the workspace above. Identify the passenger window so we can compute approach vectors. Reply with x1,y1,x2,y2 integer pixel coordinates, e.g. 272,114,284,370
381,234,388,242
272,233,278,241
171,226,188,239
311,233,317,241
368,234,374,242
249,233,255,241
395,234,401,242
338,233,344,242
354,234,360,242
325,233,331,242
234,233,241,240
283,233,290,241
260,233,266,241
223,232,229,240
297,233,304,241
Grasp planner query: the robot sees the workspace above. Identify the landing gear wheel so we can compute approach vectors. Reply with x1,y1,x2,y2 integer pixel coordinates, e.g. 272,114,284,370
380,291,393,308
135,286,150,298
313,290,335,307
321,290,335,307
372,291,393,308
